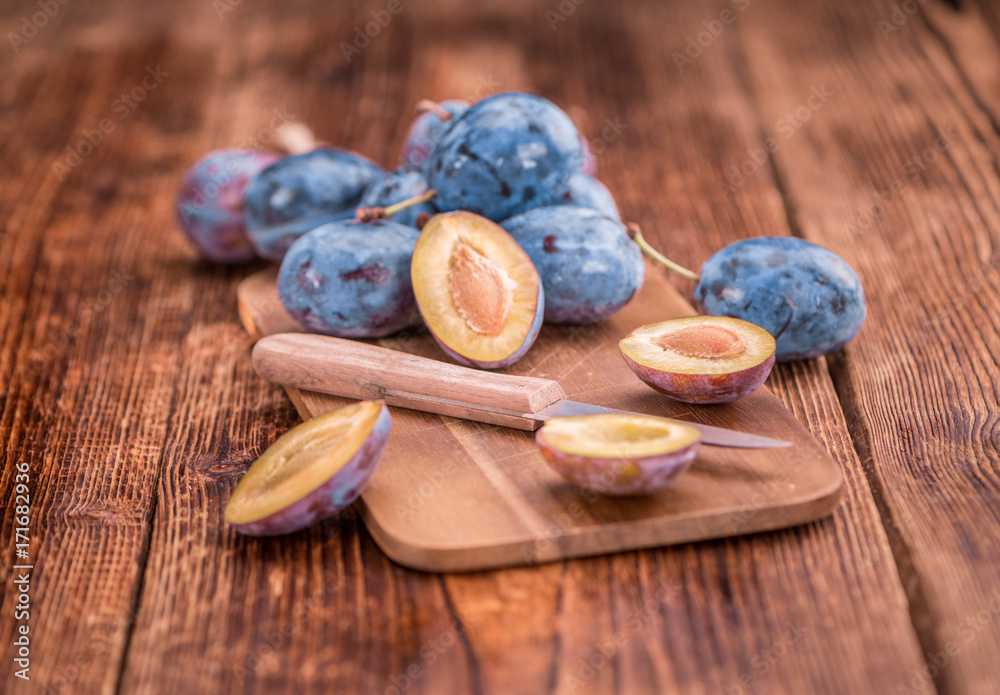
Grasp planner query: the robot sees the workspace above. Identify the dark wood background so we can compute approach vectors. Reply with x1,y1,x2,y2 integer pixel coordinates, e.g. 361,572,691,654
2,0,999,693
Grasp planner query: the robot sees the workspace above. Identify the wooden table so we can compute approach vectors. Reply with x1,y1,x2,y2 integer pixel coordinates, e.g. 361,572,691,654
2,0,999,692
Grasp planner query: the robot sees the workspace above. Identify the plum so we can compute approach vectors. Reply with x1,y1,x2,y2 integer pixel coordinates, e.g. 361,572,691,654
175,149,278,263
359,168,437,229
411,211,544,369
244,148,384,261
225,401,391,536
620,316,775,403
278,219,420,338
694,237,866,361
536,414,702,495
500,206,643,324
426,92,584,222
555,171,620,221
400,99,469,170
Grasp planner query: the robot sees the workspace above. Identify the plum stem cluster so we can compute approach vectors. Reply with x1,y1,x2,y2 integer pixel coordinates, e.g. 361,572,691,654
356,189,438,223
415,100,455,122
626,224,701,282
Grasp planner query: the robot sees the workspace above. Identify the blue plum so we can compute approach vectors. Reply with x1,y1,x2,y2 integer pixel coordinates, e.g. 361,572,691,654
244,148,384,261
554,172,620,221
427,92,584,222
400,100,469,170
175,149,278,263
694,237,866,361
501,206,644,324
359,168,437,228
277,219,420,338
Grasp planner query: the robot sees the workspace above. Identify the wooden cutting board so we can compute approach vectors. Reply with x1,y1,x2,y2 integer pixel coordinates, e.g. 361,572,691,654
237,262,842,572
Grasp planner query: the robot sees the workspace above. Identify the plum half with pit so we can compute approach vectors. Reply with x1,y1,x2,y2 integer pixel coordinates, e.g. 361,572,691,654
175,149,278,263
501,205,643,324
243,148,384,261
411,211,544,369
694,237,866,361
536,413,702,495
426,92,584,222
225,401,391,536
278,219,420,338
620,316,776,404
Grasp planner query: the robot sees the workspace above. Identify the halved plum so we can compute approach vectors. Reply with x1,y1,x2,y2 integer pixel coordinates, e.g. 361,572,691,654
620,316,775,404
224,401,390,536
536,413,701,495
411,211,544,369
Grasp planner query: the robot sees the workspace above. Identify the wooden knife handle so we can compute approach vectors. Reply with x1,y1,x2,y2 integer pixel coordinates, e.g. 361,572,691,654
251,333,567,430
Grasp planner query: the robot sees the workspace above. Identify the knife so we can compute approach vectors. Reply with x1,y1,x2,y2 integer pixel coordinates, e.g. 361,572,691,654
251,333,792,449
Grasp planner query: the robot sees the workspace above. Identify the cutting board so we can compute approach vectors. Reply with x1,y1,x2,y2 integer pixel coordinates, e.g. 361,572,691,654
237,263,842,572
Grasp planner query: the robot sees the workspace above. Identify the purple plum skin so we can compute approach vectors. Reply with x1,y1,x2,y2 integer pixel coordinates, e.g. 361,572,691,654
244,148,384,262
175,149,278,263
427,92,585,222
695,237,867,361
621,351,775,404
500,206,644,324
360,168,438,228
556,172,620,221
278,219,420,338
231,406,391,536
537,436,700,496
400,100,469,170
579,134,597,176
426,282,545,370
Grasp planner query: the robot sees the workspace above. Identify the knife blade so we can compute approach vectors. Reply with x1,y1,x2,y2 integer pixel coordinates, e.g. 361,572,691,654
251,333,793,449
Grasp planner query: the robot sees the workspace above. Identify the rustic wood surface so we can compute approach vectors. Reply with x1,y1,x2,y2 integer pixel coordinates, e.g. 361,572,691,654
0,0,997,693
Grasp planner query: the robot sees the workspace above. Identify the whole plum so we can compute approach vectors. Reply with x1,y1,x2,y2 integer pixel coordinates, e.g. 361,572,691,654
695,237,866,361
555,172,620,221
501,206,644,324
400,100,469,170
359,168,437,228
427,92,584,222
175,149,278,263
244,148,384,261
278,219,420,338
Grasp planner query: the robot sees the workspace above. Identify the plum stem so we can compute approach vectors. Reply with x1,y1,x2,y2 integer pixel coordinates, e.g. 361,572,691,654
415,100,454,121
356,189,437,223
626,223,701,282
274,122,318,155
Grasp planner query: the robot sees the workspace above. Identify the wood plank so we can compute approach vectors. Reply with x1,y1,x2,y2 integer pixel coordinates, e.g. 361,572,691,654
739,1,1000,692
0,0,950,692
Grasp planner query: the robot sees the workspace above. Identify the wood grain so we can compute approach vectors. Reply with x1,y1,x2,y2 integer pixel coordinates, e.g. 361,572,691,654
738,1,1000,692
4,0,993,692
